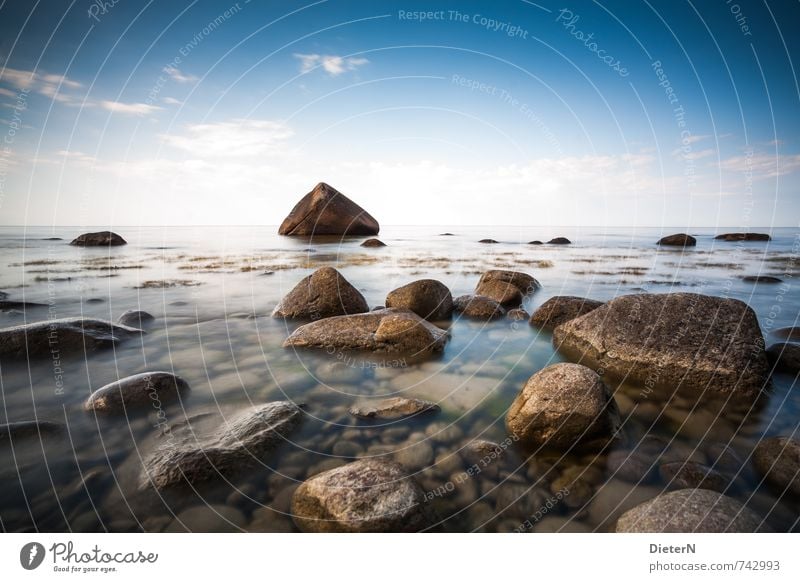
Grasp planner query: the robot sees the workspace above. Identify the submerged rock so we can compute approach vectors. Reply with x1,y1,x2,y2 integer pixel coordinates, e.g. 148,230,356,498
278,182,379,236
0,300,47,312
547,237,571,245
657,233,696,247
283,308,448,356
272,267,368,320
506,308,529,321
142,401,303,490
752,436,800,495
0,318,142,360
0,420,63,443
659,461,731,493
743,275,782,283
385,279,453,321
349,396,440,420
360,238,386,247
766,343,800,373
506,363,619,450
476,269,539,301
552,293,770,401
84,372,189,414
117,310,155,327
715,232,771,241
70,231,127,246
615,489,765,532
291,459,430,532
453,295,505,321
529,296,603,330
773,327,800,340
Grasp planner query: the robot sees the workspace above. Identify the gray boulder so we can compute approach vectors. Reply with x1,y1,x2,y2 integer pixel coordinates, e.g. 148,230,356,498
530,296,603,330
117,310,155,327
0,318,142,359
752,436,800,495
552,293,769,401
84,372,189,414
70,231,127,246
272,267,368,320
385,279,453,321
278,182,379,236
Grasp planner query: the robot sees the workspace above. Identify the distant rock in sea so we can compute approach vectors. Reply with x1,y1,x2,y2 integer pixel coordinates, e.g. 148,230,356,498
70,231,127,246
528,240,543,245
360,238,386,247
278,182,379,236
547,237,571,244
478,239,498,244
657,233,696,247
743,275,782,283
715,232,771,241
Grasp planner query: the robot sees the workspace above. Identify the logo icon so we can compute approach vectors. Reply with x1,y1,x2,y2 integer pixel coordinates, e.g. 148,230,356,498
20,542,45,570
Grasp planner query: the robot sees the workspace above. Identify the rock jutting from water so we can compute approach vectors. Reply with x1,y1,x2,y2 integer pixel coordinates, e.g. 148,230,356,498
117,310,155,327
478,239,498,244
766,343,800,373
506,363,620,450
714,232,771,241
615,489,766,532
529,296,603,330
70,231,127,246
84,372,190,414
453,294,506,321
291,459,430,532
360,238,386,247
743,275,783,283
271,267,369,320
283,308,448,356
0,318,142,360
657,233,696,247
349,396,440,420
141,401,303,490
278,182,379,236
475,269,540,307
552,293,770,401
752,436,800,496
547,237,571,244
385,279,453,321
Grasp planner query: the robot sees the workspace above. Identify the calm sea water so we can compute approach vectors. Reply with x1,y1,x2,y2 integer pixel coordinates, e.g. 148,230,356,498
1,225,798,532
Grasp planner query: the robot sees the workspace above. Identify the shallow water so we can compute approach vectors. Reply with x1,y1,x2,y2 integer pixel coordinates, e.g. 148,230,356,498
1,225,798,532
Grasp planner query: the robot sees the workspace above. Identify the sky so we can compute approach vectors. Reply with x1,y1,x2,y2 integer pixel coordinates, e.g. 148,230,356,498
0,0,798,228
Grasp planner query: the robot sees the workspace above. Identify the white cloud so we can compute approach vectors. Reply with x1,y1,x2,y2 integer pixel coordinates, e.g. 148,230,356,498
719,153,800,178
0,87,17,98
162,97,183,105
294,53,369,76
0,67,83,102
160,119,293,157
163,66,198,83
670,147,716,161
99,100,162,116
682,134,711,145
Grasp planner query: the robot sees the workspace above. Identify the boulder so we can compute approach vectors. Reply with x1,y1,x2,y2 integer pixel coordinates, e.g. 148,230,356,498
506,308,529,321
766,343,800,373
360,238,386,247
530,296,603,330
291,459,430,532
84,372,189,414
141,401,303,490
659,461,731,493
477,269,539,299
453,295,505,321
272,267,368,320
117,310,155,327
552,293,769,401
385,279,453,321
283,308,448,356
278,182,379,236
772,327,800,340
615,489,766,532
547,237,571,245
349,397,440,420
752,436,800,495
506,363,619,450
70,231,127,246
478,239,498,244
715,232,771,242
657,233,696,247
528,240,543,245
0,318,142,360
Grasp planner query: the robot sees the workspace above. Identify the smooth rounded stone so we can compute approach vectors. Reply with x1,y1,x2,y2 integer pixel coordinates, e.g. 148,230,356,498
474,280,522,307
453,295,505,321
272,266,368,320
84,372,189,414
278,182,379,236
349,396,439,421
553,293,770,401
529,296,603,330
425,422,464,444
532,516,593,533
549,470,594,509
547,237,571,245
659,461,731,493
0,318,142,360
0,420,63,443
166,505,246,532
773,326,800,340
615,489,766,533
494,483,548,520
142,515,172,532
117,310,155,327
660,442,707,466
461,440,505,476
283,308,448,356
394,440,435,470
478,239,498,244
434,452,464,475
766,342,800,373
268,483,301,513
476,269,539,300
588,479,663,530
606,450,655,483
291,459,430,532
506,363,620,450
743,275,782,283
381,425,411,442
385,279,453,321
141,401,303,490
752,436,800,495
360,238,386,247
657,233,696,247
70,231,127,246
706,443,745,473
714,232,771,242
506,308,529,321
332,441,363,457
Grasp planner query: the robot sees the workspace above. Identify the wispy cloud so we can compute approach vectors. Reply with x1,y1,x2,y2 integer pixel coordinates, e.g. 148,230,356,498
163,66,198,83
0,67,82,101
99,100,162,116
671,147,716,161
719,152,800,178
294,53,369,76
160,118,294,157
162,96,183,105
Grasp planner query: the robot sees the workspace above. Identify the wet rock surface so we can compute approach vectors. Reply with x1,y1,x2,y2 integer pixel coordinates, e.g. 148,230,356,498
0,318,142,359
117,310,155,327
348,396,440,420
752,437,800,496
70,231,127,246
657,233,696,247
272,267,369,320
84,372,190,414
385,279,453,321
530,296,603,330
766,343,800,373
453,295,506,320
278,182,379,236
360,238,386,247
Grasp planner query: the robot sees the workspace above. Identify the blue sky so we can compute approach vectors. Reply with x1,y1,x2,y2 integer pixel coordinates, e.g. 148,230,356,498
0,0,798,227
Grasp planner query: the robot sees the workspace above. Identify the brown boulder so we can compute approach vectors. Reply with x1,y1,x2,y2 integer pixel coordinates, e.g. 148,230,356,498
385,279,453,321
530,296,603,330
84,372,189,414
657,233,696,247
714,232,771,241
360,238,386,247
752,436,800,495
453,295,505,321
70,231,127,246
349,397,440,420
272,267,368,320
278,182,379,236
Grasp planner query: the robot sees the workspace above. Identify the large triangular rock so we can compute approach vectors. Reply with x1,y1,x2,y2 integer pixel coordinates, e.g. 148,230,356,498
278,182,379,236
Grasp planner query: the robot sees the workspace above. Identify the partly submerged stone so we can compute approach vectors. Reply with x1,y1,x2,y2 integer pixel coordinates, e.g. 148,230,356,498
453,295,505,321
529,296,603,330
657,233,696,247
272,267,368,320
70,231,127,246
766,343,800,374
278,182,379,236
117,310,155,327
714,232,771,241
547,237,571,244
385,279,453,321
349,396,440,420
475,270,539,307
84,372,189,414
360,238,386,247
